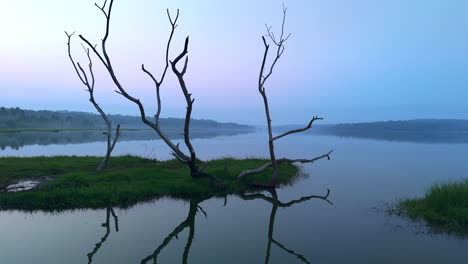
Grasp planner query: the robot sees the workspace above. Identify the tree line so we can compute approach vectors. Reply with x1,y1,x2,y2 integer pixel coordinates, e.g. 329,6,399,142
0,107,252,131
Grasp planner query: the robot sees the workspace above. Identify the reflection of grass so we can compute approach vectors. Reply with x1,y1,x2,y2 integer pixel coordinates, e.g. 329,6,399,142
396,179,468,235
0,156,298,211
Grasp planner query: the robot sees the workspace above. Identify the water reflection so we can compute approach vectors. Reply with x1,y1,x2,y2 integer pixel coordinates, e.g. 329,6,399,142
240,189,332,264
87,207,119,264
304,129,468,144
141,198,206,264
0,129,253,150
133,189,332,264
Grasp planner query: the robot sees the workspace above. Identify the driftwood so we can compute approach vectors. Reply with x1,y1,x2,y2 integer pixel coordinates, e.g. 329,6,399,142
238,6,332,183
79,0,202,177
65,31,120,172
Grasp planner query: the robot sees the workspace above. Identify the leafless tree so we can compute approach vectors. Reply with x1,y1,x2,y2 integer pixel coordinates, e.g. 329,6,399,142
238,6,332,184
79,0,203,177
65,31,120,172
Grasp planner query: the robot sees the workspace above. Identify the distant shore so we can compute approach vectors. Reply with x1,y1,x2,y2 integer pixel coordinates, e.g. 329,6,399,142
275,119,468,144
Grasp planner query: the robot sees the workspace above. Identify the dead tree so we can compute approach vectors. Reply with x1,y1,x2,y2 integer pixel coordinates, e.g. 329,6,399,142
78,0,203,177
238,6,332,184
65,31,120,172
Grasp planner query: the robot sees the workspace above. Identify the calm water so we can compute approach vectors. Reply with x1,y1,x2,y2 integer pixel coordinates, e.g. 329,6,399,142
0,131,467,263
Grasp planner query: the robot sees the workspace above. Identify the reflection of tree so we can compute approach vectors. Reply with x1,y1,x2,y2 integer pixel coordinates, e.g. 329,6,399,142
87,207,119,264
240,189,332,264
141,199,207,264
140,190,331,264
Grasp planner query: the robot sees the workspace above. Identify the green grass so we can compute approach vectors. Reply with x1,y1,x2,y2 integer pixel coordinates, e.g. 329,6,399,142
0,156,299,211
397,179,468,235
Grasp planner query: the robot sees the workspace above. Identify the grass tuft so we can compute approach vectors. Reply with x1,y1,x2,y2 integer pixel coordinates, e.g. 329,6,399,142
396,179,468,235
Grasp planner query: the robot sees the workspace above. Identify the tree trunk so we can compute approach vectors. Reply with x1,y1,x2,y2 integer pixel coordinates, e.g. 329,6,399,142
96,155,109,172
65,32,120,173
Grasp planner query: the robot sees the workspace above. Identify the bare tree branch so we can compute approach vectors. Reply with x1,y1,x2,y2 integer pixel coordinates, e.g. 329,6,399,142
81,44,96,91
272,116,323,141
170,37,199,174
95,0,109,18
65,31,120,172
261,6,290,89
65,31,87,86
79,35,109,68
238,151,333,180
141,8,179,124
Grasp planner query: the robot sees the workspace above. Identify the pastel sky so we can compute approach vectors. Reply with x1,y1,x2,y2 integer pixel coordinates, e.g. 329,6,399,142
1,0,467,125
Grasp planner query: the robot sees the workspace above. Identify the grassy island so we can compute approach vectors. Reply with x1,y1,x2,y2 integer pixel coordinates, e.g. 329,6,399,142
397,179,468,235
0,156,299,211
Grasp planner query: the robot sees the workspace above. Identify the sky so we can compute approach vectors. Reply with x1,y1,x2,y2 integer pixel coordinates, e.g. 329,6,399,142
0,0,467,125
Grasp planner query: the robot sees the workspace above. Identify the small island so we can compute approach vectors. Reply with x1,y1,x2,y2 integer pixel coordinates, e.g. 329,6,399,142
0,156,299,211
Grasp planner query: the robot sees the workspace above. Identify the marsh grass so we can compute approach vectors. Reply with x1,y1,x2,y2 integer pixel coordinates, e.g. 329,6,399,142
396,179,468,235
0,156,299,211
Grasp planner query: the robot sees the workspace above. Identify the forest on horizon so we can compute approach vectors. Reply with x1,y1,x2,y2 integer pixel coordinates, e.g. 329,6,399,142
0,107,253,130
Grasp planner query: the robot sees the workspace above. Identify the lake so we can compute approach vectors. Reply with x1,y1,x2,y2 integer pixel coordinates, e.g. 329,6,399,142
0,130,467,263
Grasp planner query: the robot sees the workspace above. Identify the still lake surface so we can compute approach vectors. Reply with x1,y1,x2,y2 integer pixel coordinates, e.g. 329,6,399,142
0,130,467,263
